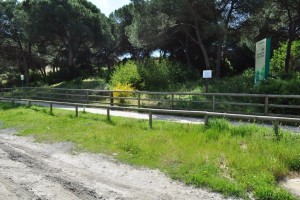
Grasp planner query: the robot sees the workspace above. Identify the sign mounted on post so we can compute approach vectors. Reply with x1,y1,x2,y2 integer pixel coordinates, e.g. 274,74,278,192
20,74,24,87
203,70,212,79
203,70,212,93
255,38,271,84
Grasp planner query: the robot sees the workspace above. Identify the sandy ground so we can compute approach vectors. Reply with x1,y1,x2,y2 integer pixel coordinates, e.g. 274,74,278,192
0,128,232,200
282,179,300,199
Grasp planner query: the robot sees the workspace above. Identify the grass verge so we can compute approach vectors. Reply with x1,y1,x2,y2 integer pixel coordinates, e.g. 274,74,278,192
0,102,299,200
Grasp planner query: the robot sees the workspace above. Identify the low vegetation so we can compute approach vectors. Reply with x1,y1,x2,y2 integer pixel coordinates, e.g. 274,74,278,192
0,102,299,200
51,78,109,90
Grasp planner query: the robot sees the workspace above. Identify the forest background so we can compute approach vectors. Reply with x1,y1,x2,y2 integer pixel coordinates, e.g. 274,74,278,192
1,0,300,94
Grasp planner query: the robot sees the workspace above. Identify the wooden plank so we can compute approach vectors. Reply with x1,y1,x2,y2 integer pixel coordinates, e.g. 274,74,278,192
269,104,300,109
2,97,300,124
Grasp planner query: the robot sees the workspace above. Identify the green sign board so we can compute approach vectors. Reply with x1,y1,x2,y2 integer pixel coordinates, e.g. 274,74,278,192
255,38,271,84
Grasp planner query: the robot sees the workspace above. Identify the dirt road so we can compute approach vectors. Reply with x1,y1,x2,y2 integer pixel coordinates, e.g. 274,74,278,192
0,128,229,200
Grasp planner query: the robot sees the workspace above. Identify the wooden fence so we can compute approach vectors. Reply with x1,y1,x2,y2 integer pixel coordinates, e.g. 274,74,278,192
0,86,300,136
1,96,300,135
1,87,299,118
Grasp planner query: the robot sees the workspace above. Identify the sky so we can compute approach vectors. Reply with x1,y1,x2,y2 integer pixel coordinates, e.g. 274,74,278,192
18,0,130,17
89,0,131,16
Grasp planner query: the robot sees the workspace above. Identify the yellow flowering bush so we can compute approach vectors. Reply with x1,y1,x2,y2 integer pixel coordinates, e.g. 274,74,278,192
112,83,134,104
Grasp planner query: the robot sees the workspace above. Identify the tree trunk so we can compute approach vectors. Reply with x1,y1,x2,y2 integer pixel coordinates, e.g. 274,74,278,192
285,31,293,73
216,37,223,79
38,68,46,78
68,47,74,67
179,38,193,71
17,39,30,85
106,54,111,75
194,24,210,70
198,38,210,70
68,46,75,79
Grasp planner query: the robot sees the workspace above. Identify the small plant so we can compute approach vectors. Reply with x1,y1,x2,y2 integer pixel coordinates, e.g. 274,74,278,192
273,121,283,141
207,118,230,131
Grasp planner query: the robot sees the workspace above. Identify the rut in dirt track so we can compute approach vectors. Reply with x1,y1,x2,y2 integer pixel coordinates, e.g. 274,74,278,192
0,128,228,200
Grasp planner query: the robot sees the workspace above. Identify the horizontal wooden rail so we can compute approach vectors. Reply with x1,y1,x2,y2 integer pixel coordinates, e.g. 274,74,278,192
1,97,300,133
1,87,300,118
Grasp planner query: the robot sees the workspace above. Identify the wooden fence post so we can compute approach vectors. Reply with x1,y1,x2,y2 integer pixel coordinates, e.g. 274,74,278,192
86,90,89,104
264,95,269,116
50,89,52,101
35,88,38,99
22,87,25,99
75,106,78,117
110,91,114,106
66,90,69,101
204,114,209,126
138,92,141,108
149,112,153,129
212,95,216,112
26,100,31,107
107,108,111,121
171,93,174,109
50,102,53,113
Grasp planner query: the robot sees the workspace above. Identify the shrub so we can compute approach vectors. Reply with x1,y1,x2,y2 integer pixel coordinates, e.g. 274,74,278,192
112,83,134,104
137,58,189,91
271,40,300,75
110,61,143,89
208,70,254,94
254,77,300,95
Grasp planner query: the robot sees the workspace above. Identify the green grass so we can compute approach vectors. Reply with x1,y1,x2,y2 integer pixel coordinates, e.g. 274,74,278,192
0,102,299,200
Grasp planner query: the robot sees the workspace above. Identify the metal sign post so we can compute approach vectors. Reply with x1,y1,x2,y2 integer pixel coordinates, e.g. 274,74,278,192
21,75,24,87
21,75,24,98
203,70,212,93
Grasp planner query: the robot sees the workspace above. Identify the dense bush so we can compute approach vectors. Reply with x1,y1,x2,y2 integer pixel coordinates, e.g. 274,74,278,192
110,61,143,89
137,59,171,91
206,69,300,95
208,69,255,93
254,73,300,95
109,59,193,91
137,58,192,91
271,40,300,75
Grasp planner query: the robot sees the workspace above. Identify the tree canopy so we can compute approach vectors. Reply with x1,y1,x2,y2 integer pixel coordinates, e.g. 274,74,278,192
0,0,299,86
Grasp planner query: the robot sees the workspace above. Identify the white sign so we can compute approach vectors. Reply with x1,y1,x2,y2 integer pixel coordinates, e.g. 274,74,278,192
203,70,212,78
20,75,24,81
